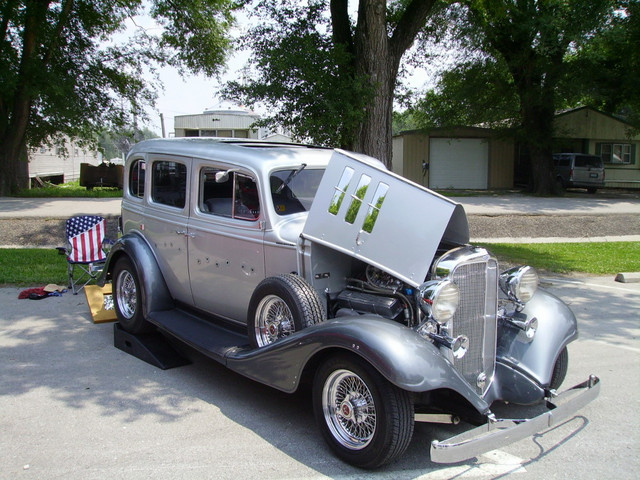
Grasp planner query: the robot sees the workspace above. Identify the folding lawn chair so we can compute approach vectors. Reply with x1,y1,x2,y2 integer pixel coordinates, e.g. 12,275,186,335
58,215,109,294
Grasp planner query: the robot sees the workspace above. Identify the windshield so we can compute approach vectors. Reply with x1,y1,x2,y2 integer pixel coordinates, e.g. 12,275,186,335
270,168,325,216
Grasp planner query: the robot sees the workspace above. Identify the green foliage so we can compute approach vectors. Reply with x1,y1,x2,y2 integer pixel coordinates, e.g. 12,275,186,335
392,110,422,135
564,0,640,131
223,0,440,161
0,0,236,194
329,190,347,215
222,0,371,148
412,57,520,130
344,184,369,224
362,193,386,233
410,0,619,194
99,127,159,160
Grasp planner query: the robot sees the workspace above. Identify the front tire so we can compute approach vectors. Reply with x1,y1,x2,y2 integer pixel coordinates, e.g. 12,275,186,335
113,256,150,334
247,274,325,348
313,354,414,468
550,346,569,390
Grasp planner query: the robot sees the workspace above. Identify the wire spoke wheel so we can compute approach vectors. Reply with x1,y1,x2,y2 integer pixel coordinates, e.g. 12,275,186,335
255,294,295,347
323,369,376,450
313,355,414,468
248,274,326,349
116,269,137,319
113,256,150,334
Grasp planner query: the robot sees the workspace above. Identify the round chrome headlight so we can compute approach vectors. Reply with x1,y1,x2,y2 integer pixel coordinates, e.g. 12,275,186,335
418,279,460,324
500,266,539,304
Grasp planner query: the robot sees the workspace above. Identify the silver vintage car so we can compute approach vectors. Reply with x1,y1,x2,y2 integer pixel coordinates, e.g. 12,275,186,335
101,138,599,468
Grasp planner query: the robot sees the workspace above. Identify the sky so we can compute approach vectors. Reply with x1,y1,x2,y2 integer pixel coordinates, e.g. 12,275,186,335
121,12,252,137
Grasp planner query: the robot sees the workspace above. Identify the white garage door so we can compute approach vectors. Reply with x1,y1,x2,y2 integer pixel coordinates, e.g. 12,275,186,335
429,138,489,189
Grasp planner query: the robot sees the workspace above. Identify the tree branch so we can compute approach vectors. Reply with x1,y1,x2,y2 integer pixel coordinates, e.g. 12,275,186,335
330,0,354,56
389,0,437,61
42,0,74,66
0,0,18,44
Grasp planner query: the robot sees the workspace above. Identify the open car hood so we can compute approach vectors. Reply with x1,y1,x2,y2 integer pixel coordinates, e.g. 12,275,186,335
301,150,469,288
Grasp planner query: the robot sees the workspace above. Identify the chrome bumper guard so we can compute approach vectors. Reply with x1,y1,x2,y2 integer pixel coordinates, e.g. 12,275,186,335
430,375,600,463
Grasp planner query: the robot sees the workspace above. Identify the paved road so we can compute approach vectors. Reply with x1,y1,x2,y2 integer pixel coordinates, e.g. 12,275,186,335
1,193,640,218
1,275,638,479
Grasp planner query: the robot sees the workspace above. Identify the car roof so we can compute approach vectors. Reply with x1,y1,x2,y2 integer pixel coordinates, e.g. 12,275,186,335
127,137,338,171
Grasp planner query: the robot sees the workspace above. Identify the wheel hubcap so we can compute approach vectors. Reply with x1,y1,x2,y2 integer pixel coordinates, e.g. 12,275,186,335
116,269,137,319
255,295,294,347
322,369,376,450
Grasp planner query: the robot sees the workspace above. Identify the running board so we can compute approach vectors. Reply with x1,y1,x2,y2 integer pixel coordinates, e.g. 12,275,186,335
147,308,250,363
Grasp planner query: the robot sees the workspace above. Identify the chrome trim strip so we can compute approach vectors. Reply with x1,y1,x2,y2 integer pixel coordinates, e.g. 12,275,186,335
430,375,600,463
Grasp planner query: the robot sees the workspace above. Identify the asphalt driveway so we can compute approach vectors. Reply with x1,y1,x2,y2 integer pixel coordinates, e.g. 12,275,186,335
1,275,638,479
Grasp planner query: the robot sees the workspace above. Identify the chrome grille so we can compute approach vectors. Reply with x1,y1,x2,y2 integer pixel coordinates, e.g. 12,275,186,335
451,259,498,395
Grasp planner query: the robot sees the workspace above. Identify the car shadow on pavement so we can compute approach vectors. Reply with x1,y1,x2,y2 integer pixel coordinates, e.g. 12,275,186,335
0,285,611,479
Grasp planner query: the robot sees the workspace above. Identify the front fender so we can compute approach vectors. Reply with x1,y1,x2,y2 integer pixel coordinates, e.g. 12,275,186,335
98,233,173,317
226,315,490,414
495,288,578,400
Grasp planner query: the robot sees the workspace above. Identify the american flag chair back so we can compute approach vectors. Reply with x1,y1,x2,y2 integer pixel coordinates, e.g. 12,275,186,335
64,215,108,294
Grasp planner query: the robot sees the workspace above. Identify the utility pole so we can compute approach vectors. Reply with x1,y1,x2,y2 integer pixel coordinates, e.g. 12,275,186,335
160,113,166,138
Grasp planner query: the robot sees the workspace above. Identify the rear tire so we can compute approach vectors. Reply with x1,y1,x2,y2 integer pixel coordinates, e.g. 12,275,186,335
113,256,151,334
313,354,414,468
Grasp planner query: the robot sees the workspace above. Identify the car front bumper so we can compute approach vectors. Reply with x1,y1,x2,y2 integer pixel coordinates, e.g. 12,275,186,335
430,374,600,463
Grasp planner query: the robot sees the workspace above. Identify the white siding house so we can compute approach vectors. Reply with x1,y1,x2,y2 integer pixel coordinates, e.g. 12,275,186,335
28,137,102,184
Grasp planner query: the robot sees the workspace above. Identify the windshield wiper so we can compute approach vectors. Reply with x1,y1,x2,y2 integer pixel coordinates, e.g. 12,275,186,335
275,163,307,194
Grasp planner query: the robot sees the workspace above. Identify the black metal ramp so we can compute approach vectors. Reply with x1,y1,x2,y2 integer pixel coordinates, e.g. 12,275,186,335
113,323,191,370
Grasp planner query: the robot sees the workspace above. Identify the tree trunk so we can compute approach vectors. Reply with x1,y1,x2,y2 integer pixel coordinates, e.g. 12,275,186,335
333,0,436,168
516,73,561,195
351,0,394,166
0,1,46,195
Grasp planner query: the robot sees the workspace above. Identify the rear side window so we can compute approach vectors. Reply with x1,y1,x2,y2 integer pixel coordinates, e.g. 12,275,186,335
574,156,603,168
152,161,187,208
129,159,145,198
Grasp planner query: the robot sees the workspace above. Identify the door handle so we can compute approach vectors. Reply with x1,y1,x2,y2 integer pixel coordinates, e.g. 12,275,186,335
175,229,195,238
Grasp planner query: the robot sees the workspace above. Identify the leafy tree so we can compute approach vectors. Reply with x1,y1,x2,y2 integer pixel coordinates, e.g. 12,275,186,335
413,0,617,194
0,0,235,195
224,0,441,168
565,0,640,132
99,127,159,160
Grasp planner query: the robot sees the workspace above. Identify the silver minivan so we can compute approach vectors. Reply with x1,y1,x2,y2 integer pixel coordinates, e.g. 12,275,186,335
553,153,605,193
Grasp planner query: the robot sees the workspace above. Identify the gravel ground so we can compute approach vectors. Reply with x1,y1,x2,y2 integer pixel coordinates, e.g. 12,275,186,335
0,216,120,248
0,214,638,247
469,213,640,240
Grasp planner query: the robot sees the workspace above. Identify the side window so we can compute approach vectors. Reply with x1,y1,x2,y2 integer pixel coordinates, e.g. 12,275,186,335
129,159,145,198
200,168,260,221
151,160,187,208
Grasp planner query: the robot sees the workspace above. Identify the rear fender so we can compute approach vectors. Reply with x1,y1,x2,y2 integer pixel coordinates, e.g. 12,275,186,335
98,233,173,316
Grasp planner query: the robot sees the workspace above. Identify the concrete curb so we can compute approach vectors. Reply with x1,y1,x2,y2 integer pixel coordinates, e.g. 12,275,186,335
615,272,640,283
471,235,640,244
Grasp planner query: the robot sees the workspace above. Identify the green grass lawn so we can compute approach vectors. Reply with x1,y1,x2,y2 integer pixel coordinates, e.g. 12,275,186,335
479,241,640,275
16,180,122,198
1,242,638,287
0,248,69,286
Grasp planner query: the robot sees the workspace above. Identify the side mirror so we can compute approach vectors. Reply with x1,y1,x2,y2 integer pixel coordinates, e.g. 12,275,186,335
215,169,238,183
